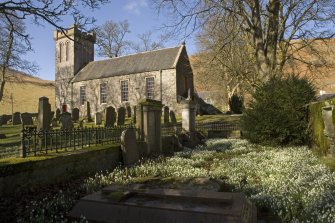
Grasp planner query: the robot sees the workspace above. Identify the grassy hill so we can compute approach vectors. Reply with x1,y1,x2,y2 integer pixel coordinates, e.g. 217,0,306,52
0,69,55,115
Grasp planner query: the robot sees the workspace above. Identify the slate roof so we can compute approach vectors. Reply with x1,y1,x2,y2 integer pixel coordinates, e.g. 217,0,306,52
72,45,183,82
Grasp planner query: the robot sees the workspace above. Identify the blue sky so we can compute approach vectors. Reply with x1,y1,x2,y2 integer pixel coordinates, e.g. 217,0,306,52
23,0,197,80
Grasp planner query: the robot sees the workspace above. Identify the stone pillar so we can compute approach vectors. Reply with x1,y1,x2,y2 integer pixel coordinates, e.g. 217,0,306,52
322,106,335,157
163,106,170,125
182,99,196,132
138,99,163,156
37,97,52,130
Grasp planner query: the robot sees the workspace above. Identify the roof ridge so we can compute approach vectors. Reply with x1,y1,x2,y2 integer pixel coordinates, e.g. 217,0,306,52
94,45,182,63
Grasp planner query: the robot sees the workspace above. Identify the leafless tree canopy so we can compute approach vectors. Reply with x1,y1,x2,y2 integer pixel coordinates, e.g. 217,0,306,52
131,31,171,53
95,20,131,58
155,0,335,80
0,0,110,102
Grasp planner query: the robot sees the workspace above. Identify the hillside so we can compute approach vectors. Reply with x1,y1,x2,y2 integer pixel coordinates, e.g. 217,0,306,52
0,69,55,115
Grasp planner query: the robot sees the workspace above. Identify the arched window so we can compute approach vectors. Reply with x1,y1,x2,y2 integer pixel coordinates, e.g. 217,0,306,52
65,42,70,61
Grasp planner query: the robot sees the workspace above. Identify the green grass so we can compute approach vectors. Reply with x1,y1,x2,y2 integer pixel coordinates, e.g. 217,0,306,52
0,124,22,148
320,156,335,172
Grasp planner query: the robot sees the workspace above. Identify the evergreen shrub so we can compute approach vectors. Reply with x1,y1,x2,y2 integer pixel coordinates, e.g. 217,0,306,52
242,75,316,145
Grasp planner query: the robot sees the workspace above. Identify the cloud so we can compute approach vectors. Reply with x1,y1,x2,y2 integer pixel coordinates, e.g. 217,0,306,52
124,0,148,15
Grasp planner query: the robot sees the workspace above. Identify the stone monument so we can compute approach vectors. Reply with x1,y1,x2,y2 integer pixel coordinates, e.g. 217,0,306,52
20,112,33,125
121,128,139,166
105,106,116,127
37,97,52,130
72,108,80,122
12,112,21,125
117,107,126,126
59,112,74,130
163,106,170,125
95,112,103,125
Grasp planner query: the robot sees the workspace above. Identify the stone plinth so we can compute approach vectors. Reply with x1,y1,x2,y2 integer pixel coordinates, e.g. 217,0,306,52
121,128,139,166
322,106,335,157
68,184,257,223
140,99,163,156
181,99,196,132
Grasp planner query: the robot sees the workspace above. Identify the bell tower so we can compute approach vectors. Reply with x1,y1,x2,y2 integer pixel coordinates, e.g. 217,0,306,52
54,25,95,111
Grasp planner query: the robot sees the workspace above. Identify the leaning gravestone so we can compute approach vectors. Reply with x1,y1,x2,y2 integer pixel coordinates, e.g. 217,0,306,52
12,112,21,125
85,101,93,122
117,107,126,126
72,108,80,122
121,128,139,166
95,112,103,125
55,108,61,120
105,106,116,127
169,110,177,124
37,96,52,130
20,112,33,125
164,106,170,125
126,105,132,118
59,112,74,130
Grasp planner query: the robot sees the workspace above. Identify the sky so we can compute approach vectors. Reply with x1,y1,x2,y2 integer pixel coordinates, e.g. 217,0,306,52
23,0,197,81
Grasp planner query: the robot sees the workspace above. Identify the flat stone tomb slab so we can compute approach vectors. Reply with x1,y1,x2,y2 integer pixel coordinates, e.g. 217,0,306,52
68,184,257,223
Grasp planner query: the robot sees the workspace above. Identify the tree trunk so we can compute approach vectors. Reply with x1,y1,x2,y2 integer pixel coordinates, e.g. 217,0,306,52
250,0,270,81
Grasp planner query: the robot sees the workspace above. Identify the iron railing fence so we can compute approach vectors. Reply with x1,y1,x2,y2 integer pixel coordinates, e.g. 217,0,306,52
161,121,240,136
20,125,135,157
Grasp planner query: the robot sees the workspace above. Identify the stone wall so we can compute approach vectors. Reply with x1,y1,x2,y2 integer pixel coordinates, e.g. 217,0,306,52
71,69,180,117
0,146,121,196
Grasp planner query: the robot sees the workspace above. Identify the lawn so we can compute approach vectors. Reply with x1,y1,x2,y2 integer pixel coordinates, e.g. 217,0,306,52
11,138,335,223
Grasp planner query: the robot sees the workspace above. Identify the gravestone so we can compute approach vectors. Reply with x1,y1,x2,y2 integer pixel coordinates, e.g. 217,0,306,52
322,106,335,157
95,112,103,125
85,101,93,122
37,96,52,130
121,128,139,166
79,120,84,128
169,110,177,124
72,108,80,122
20,112,33,125
164,106,170,125
117,107,126,126
105,106,116,127
12,112,21,125
68,184,257,223
126,105,132,118
59,112,74,130
55,108,61,120
181,99,196,132
0,115,10,126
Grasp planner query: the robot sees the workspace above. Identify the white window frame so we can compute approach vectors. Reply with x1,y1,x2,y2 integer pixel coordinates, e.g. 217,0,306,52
145,77,155,99
100,83,107,104
80,85,86,105
120,80,129,102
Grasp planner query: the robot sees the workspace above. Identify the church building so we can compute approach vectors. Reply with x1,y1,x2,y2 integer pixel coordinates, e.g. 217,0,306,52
54,25,194,117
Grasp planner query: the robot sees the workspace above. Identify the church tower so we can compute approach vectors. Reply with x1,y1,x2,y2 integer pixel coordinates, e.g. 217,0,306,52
54,25,96,111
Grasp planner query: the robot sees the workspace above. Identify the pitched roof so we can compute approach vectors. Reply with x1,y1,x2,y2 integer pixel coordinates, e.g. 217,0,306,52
72,45,183,82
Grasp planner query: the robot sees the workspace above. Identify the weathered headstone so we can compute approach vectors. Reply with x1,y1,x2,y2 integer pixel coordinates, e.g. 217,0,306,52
20,112,33,125
37,96,52,130
126,105,132,118
121,128,139,166
72,108,80,122
164,106,170,125
95,112,103,125
12,112,21,125
182,99,196,132
169,110,177,124
117,107,126,126
0,115,10,126
55,108,61,120
59,112,74,130
105,106,116,127
85,101,93,122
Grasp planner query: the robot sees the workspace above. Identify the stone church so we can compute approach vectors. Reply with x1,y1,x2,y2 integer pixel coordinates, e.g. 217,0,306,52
54,25,194,117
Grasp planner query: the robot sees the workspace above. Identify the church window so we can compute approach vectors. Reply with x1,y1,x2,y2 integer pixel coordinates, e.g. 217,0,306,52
100,83,107,104
59,43,63,62
146,77,154,99
80,86,86,105
65,42,70,61
120,80,129,102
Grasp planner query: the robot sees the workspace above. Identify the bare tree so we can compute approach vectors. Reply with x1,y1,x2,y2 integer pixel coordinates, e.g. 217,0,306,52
155,0,335,81
0,0,110,102
131,30,171,53
95,20,131,58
